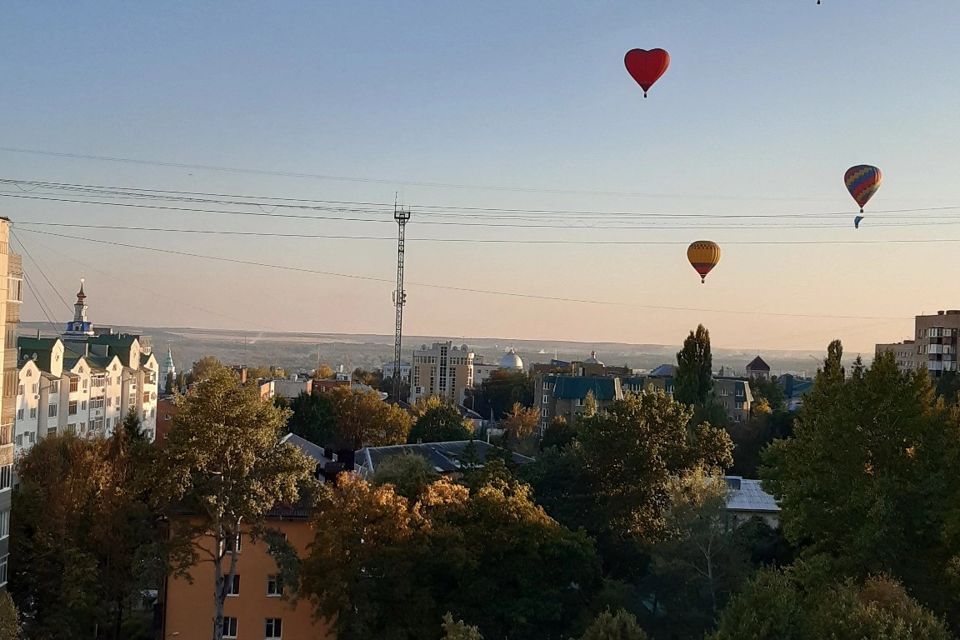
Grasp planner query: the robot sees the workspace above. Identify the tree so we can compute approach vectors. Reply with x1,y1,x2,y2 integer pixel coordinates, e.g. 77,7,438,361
501,402,540,455
821,339,845,383
372,451,439,500
155,364,315,640
540,416,577,451
441,614,484,640
581,609,648,640
472,370,534,419
643,468,748,637
301,474,601,640
936,371,960,404
524,391,732,577
675,325,713,406
286,391,336,445
164,370,176,395
324,386,412,449
408,399,473,444
10,433,163,640
749,376,785,412
175,370,187,392
582,389,598,419
712,570,950,640
0,592,19,640
188,356,222,384
121,406,144,441
761,350,960,622
315,363,335,380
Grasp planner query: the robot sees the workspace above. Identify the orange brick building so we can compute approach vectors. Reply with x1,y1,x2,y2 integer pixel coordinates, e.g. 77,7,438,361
162,513,333,640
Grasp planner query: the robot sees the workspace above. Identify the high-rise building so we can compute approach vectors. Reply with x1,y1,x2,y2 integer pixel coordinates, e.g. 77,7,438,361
876,310,960,377
0,218,23,591
409,341,475,405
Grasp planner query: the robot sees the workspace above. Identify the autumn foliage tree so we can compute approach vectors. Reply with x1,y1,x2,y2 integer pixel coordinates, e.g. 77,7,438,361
326,385,412,448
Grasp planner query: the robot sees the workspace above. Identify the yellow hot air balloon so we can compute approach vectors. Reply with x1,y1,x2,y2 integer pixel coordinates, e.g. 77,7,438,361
687,241,721,284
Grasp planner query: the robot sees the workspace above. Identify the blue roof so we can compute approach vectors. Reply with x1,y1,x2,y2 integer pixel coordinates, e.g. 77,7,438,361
552,376,618,401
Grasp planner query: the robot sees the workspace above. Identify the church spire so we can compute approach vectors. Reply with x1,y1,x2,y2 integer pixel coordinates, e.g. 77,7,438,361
65,278,95,337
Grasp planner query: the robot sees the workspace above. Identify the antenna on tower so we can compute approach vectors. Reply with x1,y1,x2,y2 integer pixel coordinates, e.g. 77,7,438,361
392,198,411,402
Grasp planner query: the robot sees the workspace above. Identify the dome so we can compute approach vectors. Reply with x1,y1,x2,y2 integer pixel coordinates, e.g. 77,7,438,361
499,349,524,371
584,350,604,366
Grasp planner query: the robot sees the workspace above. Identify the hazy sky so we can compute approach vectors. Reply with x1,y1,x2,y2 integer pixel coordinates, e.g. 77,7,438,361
2,1,959,354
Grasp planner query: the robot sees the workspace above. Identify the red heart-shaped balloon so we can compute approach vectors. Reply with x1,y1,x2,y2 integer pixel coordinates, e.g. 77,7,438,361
624,48,670,97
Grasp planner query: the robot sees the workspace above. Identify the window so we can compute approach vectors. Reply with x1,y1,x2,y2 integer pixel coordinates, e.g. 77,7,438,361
115,396,120,408
221,617,238,639
48,404,58,418
15,408,22,420
16,385,23,396
106,397,112,408
267,575,284,597
0,465,11,491
81,400,87,411
47,427,57,437
69,378,78,392
50,381,60,394
14,435,21,448
29,407,36,419
542,394,549,404
265,618,282,639
68,400,78,415
83,379,88,390
224,533,242,553
225,574,240,596
0,510,8,539
30,383,38,394
575,398,584,407
0,555,7,588
90,397,104,410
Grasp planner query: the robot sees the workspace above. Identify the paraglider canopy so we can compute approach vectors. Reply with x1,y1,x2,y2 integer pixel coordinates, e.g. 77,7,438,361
854,215,864,229
624,48,670,97
844,165,882,214
687,241,721,284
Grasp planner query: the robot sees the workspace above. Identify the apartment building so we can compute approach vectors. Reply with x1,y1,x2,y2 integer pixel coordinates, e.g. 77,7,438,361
0,218,22,592
876,310,960,377
14,283,159,455
410,341,475,405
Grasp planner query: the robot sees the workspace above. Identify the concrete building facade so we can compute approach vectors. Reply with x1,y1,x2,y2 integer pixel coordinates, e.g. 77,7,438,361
876,310,960,377
0,219,22,591
410,341,475,405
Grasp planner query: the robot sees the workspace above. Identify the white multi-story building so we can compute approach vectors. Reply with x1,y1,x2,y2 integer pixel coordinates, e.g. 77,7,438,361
14,282,159,456
876,310,960,378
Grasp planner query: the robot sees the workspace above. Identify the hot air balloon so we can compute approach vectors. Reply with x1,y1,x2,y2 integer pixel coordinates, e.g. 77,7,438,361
624,48,670,97
844,165,882,213
687,241,721,284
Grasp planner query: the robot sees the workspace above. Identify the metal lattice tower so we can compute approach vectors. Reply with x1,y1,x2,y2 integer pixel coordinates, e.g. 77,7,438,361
392,203,410,402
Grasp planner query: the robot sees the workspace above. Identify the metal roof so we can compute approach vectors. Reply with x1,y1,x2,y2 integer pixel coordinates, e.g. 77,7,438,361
552,376,619,401
359,440,533,475
724,476,780,513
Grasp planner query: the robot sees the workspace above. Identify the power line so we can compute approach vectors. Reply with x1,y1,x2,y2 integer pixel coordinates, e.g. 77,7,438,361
11,230,72,313
0,146,843,201
16,221,960,245
15,227,911,321
20,271,62,336
2,177,958,221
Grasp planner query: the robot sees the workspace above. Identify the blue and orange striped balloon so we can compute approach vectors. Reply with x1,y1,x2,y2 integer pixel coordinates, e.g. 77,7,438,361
844,165,882,213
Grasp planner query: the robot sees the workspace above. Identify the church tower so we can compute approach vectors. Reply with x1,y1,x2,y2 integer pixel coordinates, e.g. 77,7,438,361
64,279,95,337
162,348,176,383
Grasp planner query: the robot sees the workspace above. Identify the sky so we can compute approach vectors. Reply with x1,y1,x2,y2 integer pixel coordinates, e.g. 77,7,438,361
2,1,959,354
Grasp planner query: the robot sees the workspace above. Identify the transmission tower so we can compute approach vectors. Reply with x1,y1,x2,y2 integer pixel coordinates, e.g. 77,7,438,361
392,202,410,402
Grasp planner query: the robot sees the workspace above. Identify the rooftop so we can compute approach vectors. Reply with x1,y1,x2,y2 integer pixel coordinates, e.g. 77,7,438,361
359,440,533,475
746,356,771,372
550,375,620,401
724,476,780,513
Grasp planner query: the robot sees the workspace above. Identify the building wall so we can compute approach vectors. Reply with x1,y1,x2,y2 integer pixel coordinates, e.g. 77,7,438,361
875,340,919,372
0,220,20,591
914,311,960,377
410,342,474,405
164,518,333,640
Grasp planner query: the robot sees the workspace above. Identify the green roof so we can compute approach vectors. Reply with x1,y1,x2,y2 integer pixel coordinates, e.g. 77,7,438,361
553,376,618,401
17,337,59,352
88,334,138,347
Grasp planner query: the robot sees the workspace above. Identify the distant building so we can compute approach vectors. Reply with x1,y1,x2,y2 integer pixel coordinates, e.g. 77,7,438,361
410,342,475,405
723,476,780,528
0,219,22,593
876,310,960,377
15,283,159,453
533,355,753,430
745,356,771,380
273,378,313,400
498,348,524,371
356,440,533,479
381,360,411,383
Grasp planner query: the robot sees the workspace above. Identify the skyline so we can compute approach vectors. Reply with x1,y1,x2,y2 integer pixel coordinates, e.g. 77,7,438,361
3,2,960,352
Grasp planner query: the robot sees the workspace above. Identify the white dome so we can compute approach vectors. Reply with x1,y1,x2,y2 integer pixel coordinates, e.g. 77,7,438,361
499,349,524,370
583,350,603,365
